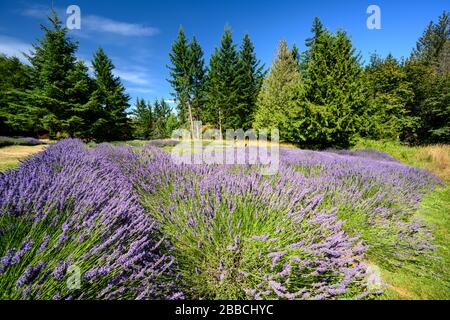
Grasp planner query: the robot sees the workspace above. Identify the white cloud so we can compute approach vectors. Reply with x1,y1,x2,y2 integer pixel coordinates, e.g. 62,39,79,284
114,68,152,86
83,15,159,37
21,5,49,19
114,65,156,96
0,35,32,63
164,99,176,104
20,4,159,37
127,87,154,94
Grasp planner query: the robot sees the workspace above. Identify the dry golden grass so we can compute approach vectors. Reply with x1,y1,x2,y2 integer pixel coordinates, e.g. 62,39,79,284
224,139,296,148
417,145,450,182
354,139,450,182
0,145,46,172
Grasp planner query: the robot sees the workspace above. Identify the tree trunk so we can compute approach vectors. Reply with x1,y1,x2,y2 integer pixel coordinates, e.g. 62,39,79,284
218,107,222,133
186,99,196,139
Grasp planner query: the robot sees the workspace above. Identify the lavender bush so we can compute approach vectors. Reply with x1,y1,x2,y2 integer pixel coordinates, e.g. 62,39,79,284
133,145,440,299
0,136,46,147
0,139,441,299
0,139,180,299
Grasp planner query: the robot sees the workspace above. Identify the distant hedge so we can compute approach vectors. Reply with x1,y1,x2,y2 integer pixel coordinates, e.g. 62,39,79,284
0,136,46,148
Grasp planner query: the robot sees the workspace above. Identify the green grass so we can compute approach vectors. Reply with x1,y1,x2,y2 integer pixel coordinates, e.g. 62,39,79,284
353,138,450,299
2,138,448,299
353,138,450,182
378,185,450,299
0,145,46,172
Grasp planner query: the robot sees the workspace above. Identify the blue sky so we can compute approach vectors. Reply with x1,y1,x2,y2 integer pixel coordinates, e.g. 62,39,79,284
0,0,448,109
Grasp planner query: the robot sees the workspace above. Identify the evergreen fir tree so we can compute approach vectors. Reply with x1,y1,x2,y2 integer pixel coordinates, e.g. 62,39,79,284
131,98,153,139
236,33,265,129
364,54,414,140
291,43,301,67
288,28,366,148
168,26,190,126
89,47,131,141
152,99,171,138
189,36,206,123
167,26,205,137
300,17,325,76
205,27,241,130
253,39,301,139
412,11,449,65
305,17,324,48
0,55,34,136
65,61,94,138
26,10,91,138
406,11,450,143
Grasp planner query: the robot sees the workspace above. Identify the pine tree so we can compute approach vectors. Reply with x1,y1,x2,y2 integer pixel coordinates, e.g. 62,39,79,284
89,47,130,141
406,11,450,143
205,27,241,131
189,36,206,124
26,10,90,138
65,61,94,138
364,54,414,140
288,28,366,148
167,26,205,137
168,27,190,127
0,55,34,136
300,17,325,75
236,33,265,129
152,99,171,138
305,17,325,48
424,72,450,142
253,39,301,139
412,11,449,65
131,98,153,139
291,43,301,68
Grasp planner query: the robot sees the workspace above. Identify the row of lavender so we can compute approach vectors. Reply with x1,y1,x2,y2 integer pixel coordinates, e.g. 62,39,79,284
131,145,439,299
0,140,180,299
0,139,441,299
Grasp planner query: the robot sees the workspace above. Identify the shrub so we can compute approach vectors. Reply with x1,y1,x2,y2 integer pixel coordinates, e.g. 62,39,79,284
0,136,46,148
0,139,441,299
0,140,180,299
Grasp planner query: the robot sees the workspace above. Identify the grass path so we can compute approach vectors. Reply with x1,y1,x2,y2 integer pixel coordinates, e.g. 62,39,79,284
379,185,450,299
0,145,46,172
353,139,450,182
354,139,450,299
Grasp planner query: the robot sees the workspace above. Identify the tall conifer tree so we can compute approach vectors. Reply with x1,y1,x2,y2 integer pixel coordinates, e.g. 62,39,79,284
205,27,241,130
27,10,91,138
168,26,205,137
88,48,130,141
131,98,153,139
253,39,301,137
236,34,265,129
297,28,366,147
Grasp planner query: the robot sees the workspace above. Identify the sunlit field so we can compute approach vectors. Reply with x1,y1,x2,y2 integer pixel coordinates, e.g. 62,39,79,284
0,0,448,305
1,139,448,299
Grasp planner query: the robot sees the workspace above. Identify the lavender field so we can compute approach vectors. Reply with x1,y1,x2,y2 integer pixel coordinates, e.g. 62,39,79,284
0,139,445,300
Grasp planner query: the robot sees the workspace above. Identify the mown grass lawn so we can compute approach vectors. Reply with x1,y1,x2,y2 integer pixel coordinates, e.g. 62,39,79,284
0,145,47,172
353,139,450,299
375,185,450,299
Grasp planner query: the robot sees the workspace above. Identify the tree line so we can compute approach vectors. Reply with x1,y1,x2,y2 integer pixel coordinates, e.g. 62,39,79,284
1,10,448,147
0,11,138,141
163,12,449,148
